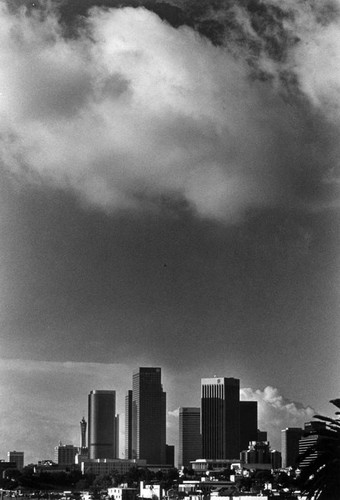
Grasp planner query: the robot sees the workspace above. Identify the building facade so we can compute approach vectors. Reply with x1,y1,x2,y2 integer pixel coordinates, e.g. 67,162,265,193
298,421,326,468
131,367,166,464
125,390,133,459
201,377,240,459
240,401,258,452
7,451,24,470
281,427,303,468
88,390,117,459
54,444,77,466
178,407,201,468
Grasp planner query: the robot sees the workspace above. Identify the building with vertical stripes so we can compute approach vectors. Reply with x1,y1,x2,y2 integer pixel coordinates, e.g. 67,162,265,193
201,377,240,459
178,407,201,468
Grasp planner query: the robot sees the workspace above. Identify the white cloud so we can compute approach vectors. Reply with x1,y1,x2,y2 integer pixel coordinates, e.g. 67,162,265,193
0,1,338,220
241,386,315,450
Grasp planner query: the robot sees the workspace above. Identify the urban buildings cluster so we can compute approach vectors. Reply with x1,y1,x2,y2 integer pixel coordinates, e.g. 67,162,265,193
2,368,319,476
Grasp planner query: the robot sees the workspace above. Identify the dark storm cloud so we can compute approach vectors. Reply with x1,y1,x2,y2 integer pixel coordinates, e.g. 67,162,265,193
0,0,339,220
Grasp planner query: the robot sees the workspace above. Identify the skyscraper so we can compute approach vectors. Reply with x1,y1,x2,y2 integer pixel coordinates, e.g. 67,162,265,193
131,367,166,464
88,390,117,459
201,377,240,459
281,427,303,468
125,390,133,459
178,407,201,468
240,401,258,452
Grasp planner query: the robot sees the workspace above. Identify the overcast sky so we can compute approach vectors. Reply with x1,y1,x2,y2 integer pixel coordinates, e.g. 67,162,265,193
0,0,340,464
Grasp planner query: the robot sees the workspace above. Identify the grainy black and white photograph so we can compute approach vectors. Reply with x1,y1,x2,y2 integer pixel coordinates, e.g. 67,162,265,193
0,0,340,497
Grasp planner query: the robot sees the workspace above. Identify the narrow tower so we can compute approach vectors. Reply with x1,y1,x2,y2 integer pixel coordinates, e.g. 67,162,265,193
80,417,87,450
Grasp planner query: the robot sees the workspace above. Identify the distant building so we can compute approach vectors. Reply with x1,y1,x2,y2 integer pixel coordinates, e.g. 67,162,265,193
108,486,137,500
7,451,24,470
299,421,326,468
270,450,282,469
88,390,117,459
130,367,166,464
125,390,133,459
54,444,77,466
281,427,303,468
115,414,120,459
165,444,175,467
240,441,271,465
201,377,240,459
81,458,146,476
178,407,201,468
240,401,258,452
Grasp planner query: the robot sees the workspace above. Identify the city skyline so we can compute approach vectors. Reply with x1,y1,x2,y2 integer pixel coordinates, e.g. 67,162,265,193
1,0,339,466
0,365,316,464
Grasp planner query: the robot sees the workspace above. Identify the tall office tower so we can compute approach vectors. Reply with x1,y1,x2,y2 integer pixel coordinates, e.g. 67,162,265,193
131,367,166,464
7,451,24,470
201,377,240,459
299,421,326,468
178,407,201,468
281,427,303,468
88,390,117,459
125,390,133,459
80,417,87,449
240,401,258,452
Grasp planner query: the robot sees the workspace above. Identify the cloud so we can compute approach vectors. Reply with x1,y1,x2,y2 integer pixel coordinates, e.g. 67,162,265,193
0,1,339,221
241,386,315,450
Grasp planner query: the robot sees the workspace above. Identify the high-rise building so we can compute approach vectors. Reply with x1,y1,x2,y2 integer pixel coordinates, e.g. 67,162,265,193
7,451,24,470
125,390,133,459
88,390,117,459
240,401,258,452
298,421,326,468
281,427,303,468
54,443,77,466
178,407,201,468
114,414,120,459
201,377,240,459
131,367,166,464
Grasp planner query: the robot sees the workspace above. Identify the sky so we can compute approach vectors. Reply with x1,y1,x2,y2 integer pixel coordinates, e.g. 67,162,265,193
0,0,340,464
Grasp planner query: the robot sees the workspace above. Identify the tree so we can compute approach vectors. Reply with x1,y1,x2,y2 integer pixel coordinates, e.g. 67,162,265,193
298,399,340,499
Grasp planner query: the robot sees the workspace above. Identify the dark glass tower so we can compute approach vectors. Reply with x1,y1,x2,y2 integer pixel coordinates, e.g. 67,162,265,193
125,390,133,459
178,407,201,468
131,367,166,464
88,390,116,459
201,377,240,459
240,401,258,452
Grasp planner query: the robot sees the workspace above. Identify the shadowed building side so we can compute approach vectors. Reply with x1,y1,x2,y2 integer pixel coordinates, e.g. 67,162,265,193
178,407,201,468
131,367,166,464
88,390,117,459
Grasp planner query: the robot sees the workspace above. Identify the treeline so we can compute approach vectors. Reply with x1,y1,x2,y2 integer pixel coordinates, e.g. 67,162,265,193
0,466,179,493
